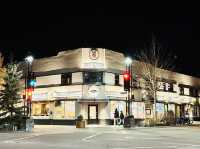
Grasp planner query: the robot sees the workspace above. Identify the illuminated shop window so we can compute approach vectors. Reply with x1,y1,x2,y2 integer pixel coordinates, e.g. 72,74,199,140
32,102,50,116
83,72,103,84
41,103,49,116
61,73,72,85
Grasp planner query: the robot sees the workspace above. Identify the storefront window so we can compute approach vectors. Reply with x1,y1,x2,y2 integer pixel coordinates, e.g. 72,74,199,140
41,104,49,116
83,72,103,84
32,102,50,116
54,100,65,119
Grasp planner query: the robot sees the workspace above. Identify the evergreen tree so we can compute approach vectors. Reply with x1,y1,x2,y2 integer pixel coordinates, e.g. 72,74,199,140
0,63,23,128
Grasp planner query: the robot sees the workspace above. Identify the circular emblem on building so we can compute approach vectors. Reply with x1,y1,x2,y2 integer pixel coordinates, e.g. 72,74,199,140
89,48,99,60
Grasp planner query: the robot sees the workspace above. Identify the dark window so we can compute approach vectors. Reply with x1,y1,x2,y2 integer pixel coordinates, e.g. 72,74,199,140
115,74,119,85
190,88,198,97
84,72,103,84
61,73,72,85
180,87,184,95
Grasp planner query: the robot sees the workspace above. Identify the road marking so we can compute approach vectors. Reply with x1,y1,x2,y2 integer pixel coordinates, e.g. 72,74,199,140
2,133,42,144
82,132,102,142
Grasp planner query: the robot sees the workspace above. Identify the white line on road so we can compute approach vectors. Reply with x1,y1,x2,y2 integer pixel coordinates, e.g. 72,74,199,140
82,132,102,142
2,133,43,144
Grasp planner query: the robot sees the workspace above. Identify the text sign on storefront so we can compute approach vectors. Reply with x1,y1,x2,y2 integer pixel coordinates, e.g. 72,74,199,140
53,91,82,98
32,93,48,100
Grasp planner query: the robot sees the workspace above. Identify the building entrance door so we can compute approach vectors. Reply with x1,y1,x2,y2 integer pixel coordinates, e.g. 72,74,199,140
88,104,98,124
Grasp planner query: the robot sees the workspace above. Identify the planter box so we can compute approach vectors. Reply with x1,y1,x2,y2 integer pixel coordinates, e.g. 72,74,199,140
76,120,85,128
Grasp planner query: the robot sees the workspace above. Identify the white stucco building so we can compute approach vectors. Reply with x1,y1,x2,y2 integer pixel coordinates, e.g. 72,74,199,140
25,48,200,125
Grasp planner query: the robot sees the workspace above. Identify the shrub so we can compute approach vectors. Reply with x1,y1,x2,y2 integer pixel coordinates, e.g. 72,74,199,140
77,115,83,121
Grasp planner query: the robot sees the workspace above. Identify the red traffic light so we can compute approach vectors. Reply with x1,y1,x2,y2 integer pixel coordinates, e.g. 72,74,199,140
123,72,130,80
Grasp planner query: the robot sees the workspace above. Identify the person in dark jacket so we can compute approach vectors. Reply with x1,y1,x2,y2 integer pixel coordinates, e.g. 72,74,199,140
114,108,119,125
120,111,125,125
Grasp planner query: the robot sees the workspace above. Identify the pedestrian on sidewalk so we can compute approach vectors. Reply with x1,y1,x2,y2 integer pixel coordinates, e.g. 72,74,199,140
120,111,124,125
114,108,119,125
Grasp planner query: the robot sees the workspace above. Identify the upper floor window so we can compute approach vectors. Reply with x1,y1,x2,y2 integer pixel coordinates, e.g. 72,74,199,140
190,88,198,97
83,72,103,84
179,87,184,95
61,73,72,85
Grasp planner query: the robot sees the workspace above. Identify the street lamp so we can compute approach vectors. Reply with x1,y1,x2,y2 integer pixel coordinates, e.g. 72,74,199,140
125,57,132,66
124,57,133,116
24,55,34,117
25,55,34,64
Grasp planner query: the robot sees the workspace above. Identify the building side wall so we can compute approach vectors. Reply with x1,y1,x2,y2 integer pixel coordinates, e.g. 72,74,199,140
32,49,82,72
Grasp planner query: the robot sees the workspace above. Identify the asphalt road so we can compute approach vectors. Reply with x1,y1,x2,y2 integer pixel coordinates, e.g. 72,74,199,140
0,125,200,149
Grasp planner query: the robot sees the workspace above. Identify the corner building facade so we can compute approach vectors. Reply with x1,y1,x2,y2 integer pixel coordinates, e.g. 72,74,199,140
30,48,200,125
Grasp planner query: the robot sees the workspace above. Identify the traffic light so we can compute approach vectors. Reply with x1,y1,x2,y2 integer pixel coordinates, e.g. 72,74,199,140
27,72,36,90
123,71,131,91
22,88,33,101
27,88,33,101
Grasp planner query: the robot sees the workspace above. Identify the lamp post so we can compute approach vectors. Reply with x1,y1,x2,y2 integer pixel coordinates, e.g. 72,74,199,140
25,55,34,118
124,57,132,116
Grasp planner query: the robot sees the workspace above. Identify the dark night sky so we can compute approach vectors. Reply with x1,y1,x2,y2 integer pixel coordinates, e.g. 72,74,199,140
0,4,199,77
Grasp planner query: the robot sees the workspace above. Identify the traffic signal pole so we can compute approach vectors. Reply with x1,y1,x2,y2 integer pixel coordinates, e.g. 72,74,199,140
127,65,131,116
124,65,131,116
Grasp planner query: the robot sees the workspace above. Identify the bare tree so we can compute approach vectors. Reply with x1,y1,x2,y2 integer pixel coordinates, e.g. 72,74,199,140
133,37,175,124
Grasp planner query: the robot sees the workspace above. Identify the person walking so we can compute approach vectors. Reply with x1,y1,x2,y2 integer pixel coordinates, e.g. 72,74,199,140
114,108,119,125
120,111,124,125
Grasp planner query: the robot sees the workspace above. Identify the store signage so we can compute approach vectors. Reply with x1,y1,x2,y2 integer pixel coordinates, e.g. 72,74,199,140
158,82,165,90
53,91,81,98
32,93,48,100
105,91,127,99
165,83,170,91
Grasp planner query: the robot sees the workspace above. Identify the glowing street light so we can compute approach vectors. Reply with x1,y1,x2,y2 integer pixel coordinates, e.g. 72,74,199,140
125,57,132,66
25,55,34,64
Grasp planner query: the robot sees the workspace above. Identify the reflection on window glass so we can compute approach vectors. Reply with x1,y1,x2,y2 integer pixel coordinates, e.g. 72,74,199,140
84,72,103,84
